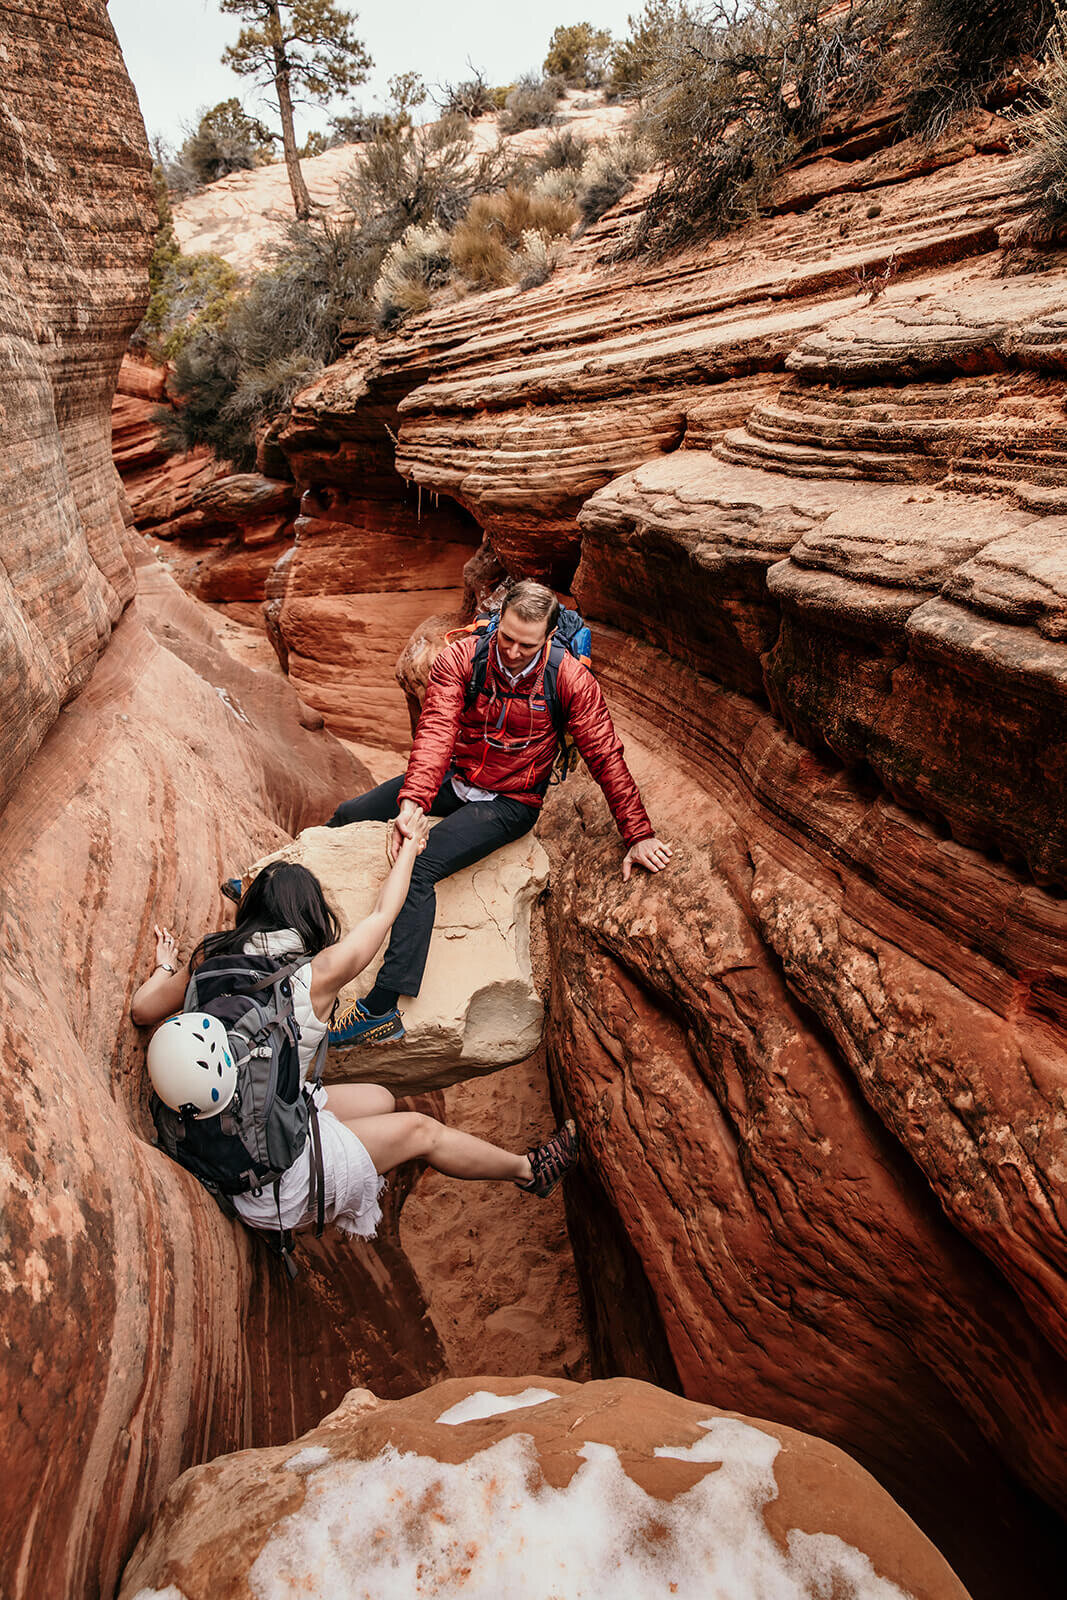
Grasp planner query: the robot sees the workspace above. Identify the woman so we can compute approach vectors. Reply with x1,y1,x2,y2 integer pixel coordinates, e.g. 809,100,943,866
131,820,578,1239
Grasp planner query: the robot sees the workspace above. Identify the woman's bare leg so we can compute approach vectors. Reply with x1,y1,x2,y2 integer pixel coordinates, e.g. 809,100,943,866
342,1110,533,1184
323,1083,396,1121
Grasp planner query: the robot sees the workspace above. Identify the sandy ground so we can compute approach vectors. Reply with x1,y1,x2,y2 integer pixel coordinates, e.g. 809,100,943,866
400,1048,590,1382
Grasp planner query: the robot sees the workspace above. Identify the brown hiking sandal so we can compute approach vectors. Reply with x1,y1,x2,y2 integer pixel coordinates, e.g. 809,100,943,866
517,1119,579,1198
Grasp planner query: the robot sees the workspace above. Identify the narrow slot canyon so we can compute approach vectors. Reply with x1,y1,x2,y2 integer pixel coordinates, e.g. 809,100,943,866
4,4,1067,1598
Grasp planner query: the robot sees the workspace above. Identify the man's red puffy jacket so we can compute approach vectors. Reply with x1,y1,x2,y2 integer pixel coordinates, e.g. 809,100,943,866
398,633,653,847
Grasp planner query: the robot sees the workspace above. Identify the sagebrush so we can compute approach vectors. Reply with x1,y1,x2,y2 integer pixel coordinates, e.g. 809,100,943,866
907,0,1056,132
625,0,901,256
1015,16,1067,230
499,73,565,134
374,225,453,327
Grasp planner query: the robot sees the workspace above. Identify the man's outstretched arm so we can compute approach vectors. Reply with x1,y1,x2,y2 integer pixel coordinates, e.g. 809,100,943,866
389,639,473,860
560,661,672,878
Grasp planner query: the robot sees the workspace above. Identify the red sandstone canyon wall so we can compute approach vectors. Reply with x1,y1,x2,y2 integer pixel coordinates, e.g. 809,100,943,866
253,101,1067,1597
0,0,155,811
0,11,566,1598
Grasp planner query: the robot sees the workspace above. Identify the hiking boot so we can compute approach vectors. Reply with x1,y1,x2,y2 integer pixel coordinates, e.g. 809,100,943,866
220,877,243,905
329,996,405,1046
518,1119,578,1198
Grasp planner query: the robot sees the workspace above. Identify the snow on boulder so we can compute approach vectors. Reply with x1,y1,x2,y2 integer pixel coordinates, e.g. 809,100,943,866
118,1376,971,1600
246,821,549,1090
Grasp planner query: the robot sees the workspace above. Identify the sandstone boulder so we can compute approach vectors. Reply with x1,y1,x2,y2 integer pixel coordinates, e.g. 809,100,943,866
246,822,549,1089
118,1376,970,1600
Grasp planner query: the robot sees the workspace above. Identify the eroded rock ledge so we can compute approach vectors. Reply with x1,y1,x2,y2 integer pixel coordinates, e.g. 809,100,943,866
253,98,1067,1598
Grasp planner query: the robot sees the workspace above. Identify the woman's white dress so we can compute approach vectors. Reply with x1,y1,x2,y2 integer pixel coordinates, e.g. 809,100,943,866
230,930,384,1239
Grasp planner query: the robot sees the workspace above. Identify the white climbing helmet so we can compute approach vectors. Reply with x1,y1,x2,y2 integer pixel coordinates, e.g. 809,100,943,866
147,1013,237,1119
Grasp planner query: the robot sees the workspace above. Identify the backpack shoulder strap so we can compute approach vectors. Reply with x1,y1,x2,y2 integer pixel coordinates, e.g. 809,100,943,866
542,638,569,740
241,956,310,995
463,631,494,711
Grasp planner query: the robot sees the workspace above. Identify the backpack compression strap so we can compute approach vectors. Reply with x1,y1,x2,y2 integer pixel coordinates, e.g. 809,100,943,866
183,953,311,1011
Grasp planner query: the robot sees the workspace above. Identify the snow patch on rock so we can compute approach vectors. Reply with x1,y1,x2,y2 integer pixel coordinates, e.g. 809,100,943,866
435,1387,560,1426
248,1422,913,1599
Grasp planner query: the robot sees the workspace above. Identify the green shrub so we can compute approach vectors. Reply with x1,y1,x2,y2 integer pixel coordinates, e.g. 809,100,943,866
1015,16,1067,230
136,166,239,359
626,0,900,256
906,0,1056,132
299,129,330,158
543,21,614,86
179,98,273,184
373,224,453,326
608,1,695,97
144,252,240,361
499,73,566,134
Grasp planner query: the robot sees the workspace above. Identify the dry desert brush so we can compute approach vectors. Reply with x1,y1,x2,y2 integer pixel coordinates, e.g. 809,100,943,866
499,73,567,134
1015,14,1067,233
373,224,453,327
165,215,383,466
576,134,652,224
905,0,1058,134
624,0,902,256
449,188,578,287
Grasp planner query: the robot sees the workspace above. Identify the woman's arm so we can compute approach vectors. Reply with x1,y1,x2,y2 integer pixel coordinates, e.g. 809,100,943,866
308,816,431,1017
131,925,190,1027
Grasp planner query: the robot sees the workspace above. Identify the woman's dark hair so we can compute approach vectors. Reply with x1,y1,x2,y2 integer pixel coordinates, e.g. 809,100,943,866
189,861,341,969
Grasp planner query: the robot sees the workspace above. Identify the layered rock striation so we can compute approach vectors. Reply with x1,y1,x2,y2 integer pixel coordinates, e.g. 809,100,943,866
260,98,1067,1597
0,0,154,812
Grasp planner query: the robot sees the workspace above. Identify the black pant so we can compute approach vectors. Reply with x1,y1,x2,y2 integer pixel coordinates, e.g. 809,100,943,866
326,774,539,997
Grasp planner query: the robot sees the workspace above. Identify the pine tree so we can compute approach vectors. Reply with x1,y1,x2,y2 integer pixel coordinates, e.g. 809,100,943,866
220,0,372,219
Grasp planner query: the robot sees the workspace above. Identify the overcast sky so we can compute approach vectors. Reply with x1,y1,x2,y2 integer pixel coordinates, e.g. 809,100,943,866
109,0,643,150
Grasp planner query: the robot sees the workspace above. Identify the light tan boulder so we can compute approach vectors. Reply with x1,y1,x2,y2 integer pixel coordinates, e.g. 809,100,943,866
249,821,549,1090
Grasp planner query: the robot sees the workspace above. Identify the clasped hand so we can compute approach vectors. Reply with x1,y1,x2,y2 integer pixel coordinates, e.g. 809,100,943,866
388,802,431,865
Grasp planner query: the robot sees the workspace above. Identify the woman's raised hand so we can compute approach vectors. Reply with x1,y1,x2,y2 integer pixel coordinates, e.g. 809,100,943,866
154,924,179,970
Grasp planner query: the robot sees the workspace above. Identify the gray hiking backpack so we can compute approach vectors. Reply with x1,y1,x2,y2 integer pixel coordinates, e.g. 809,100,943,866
150,952,328,1276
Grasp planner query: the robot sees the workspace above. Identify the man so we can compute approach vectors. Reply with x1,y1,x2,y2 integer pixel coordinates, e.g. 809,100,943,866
327,579,672,1044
